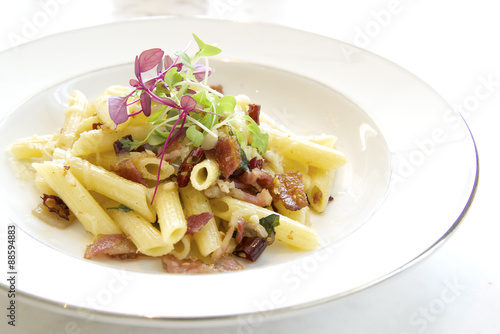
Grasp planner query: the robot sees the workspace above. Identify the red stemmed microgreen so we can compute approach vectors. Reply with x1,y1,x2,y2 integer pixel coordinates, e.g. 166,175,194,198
108,33,269,204
108,34,227,202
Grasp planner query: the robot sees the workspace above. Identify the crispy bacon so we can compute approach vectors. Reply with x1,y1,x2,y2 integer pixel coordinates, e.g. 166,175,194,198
230,188,273,207
235,218,246,244
238,168,273,191
215,136,242,178
84,234,138,259
162,139,183,161
110,158,147,186
248,157,263,169
215,256,245,272
161,254,243,274
210,84,224,94
247,104,261,125
186,212,214,235
271,171,308,211
41,194,71,220
233,237,268,262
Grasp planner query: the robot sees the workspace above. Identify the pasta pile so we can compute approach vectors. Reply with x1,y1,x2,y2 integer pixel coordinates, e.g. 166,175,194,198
9,39,347,273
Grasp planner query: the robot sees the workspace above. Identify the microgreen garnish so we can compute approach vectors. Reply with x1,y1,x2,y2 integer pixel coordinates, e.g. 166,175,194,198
107,33,268,203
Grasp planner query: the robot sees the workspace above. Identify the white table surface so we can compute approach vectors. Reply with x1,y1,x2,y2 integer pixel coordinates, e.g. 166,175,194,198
0,1,498,333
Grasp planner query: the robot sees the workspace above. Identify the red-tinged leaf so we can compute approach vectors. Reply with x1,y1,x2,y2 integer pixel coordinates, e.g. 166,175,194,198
193,63,212,82
140,91,152,116
108,95,129,124
129,78,140,87
143,78,157,90
156,58,163,74
138,48,164,72
164,55,173,69
134,55,141,79
159,96,180,109
180,95,197,112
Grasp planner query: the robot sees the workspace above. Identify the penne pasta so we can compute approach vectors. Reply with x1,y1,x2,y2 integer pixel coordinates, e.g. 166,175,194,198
53,148,156,222
10,37,348,273
56,90,90,149
306,167,337,214
210,196,320,251
103,199,172,257
273,200,311,227
190,158,220,191
153,182,187,245
171,235,192,260
10,134,55,160
133,153,175,181
32,161,121,235
70,125,150,156
265,127,347,170
179,184,222,257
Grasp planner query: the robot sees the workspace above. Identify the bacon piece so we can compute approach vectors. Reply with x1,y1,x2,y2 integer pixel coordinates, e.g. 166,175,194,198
110,158,147,186
41,194,71,220
230,188,273,207
215,256,245,272
271,171,308,211
247,104,261,125
215,136,242,178
177,147,205,187
186,212,214,235
238,168,273,191
84,234,138,259
210,84,224,94
235,218,246,244
233,237,268,262
162,139,183,161
248,157,263,169
161,254,243,274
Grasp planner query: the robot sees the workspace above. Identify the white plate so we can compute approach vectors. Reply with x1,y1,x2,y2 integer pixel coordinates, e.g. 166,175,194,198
0,18,478,326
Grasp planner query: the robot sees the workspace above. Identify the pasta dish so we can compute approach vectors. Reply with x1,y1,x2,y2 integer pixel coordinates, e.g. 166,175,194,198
9,34,347,273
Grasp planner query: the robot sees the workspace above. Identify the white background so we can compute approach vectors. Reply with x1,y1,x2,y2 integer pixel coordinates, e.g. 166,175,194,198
0,0,498,333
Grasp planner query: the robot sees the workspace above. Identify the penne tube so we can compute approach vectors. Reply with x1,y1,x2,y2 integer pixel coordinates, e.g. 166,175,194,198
53,148,156,222
10,134,54,160
210,196,320,251
171,235,192,260
274,201,311,227
179,184,222,257
70,125,150,156
103,199,172,257
153,182,187,245
307,167,337,214
190,158,220,191
56,90,89,149
266,127,347,170
302,134,338,148
32,161,121,235
133,154,175,181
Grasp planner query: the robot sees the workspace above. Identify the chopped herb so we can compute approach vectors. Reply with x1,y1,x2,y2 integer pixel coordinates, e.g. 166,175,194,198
107,204,133,213
259,214,280,236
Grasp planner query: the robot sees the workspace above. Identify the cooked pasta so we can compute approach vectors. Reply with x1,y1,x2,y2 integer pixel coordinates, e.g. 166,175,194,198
8,35,347,273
